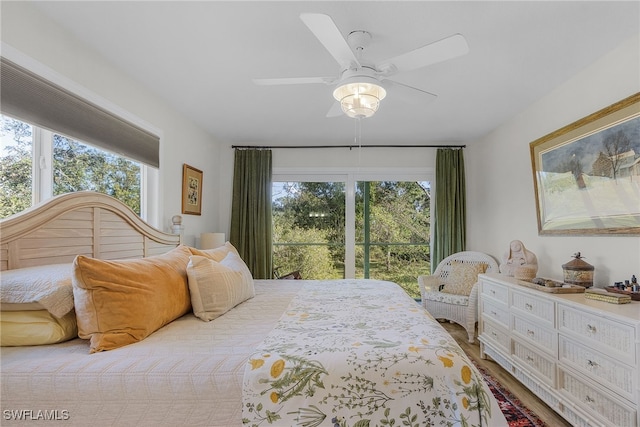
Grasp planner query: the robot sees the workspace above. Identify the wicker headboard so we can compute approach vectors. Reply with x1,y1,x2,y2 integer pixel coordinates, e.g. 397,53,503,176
0,192,180,271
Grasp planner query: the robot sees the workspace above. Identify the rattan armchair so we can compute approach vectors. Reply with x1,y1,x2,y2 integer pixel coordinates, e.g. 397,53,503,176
419,251,499,343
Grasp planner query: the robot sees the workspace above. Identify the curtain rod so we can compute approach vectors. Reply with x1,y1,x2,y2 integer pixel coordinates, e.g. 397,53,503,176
232,144,465,150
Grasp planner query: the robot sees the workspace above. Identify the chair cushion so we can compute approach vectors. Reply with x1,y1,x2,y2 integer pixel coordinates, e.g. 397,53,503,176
422,290,470,306
441,261,488,295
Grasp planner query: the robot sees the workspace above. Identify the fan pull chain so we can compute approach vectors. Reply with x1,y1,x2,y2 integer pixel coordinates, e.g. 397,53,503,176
355,117,362,169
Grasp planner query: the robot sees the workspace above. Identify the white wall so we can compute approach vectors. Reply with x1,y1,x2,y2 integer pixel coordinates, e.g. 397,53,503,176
1,2,222,246
467,34,640,287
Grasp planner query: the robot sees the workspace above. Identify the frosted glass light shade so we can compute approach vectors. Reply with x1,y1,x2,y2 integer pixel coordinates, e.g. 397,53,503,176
333,80,386,119
200,232,225,249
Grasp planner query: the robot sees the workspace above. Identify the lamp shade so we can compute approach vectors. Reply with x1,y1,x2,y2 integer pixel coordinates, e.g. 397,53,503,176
333,77,386,119
200,232,225,249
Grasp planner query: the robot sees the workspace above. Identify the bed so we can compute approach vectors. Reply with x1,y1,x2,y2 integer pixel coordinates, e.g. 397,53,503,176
0,192,507,426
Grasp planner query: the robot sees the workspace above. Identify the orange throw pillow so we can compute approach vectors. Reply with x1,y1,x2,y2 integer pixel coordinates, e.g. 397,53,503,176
72,245,192,353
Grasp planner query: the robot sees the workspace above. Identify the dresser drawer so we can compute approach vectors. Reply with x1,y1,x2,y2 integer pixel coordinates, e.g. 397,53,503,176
558,304,636,365
512,314,556,355
511,290,554,328
481,299,509,328
559,335,635,400
481,280,508,304
559,367,637,427
513,339,556,386
481,318,510,353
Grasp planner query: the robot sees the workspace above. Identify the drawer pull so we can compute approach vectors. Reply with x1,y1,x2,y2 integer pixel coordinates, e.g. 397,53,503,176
585,395,595,404
587,360,599,368
526,356,534,362
525,303,533,311
491,311,498,316
527,329,535,337
491,332,498,337
586,324,597,334
490,289,496,295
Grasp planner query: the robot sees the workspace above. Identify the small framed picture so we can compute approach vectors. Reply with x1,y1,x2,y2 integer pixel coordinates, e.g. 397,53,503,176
182,164,203,215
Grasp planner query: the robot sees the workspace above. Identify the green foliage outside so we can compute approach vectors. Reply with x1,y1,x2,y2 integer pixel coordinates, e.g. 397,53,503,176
273,181,431,299
0,116,141,219
273,182,345,280
0,119,32,218
53,135,141,214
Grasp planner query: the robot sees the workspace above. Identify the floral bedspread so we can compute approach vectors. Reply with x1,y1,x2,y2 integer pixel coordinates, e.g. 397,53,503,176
242,280,506,427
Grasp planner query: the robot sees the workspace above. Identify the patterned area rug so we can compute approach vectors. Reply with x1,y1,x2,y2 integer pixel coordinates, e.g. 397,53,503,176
474,363,547,427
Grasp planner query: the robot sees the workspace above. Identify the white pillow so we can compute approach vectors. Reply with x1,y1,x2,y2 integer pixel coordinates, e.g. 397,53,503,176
188,241,238,262
186,252,255,321
0,264,74,318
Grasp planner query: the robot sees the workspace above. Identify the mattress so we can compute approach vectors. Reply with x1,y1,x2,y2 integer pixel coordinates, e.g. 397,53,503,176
1,280,300,426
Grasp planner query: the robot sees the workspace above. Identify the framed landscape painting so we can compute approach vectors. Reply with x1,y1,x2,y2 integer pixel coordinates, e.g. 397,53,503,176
182,164,203,215
530,93,640,235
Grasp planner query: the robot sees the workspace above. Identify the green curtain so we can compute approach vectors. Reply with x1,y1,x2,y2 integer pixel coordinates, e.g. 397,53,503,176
230,149,273,279
432,148,466,273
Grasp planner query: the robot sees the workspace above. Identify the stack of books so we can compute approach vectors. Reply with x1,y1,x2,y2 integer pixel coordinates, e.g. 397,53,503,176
584,288,632,304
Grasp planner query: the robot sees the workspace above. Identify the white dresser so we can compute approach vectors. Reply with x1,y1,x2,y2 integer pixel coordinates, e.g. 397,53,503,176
478,273,640,427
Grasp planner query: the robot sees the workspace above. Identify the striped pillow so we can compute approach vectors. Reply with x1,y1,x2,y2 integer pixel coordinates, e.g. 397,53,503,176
186,252,255,321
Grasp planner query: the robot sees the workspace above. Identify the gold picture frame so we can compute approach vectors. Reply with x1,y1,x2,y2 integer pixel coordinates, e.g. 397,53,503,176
529,92,640,235
182,164,203,215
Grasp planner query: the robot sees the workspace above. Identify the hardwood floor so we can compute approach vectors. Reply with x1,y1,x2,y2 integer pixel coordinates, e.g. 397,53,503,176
442,321,572,427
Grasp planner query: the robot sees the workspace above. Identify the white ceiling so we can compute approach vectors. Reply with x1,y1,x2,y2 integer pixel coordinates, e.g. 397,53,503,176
32,1,639,146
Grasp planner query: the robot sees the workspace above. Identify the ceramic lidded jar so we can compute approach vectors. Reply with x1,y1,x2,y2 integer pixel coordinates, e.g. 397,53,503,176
562,252,594,288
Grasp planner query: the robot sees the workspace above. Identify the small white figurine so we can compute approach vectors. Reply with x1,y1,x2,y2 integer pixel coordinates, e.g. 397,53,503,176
500,240,538,278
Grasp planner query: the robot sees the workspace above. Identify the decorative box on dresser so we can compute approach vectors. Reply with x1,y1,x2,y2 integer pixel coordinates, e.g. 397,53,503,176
478,273,640,427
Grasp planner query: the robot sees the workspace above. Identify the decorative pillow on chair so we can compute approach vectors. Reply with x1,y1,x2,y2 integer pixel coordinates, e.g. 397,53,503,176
72,245,192,353
441,261,488,296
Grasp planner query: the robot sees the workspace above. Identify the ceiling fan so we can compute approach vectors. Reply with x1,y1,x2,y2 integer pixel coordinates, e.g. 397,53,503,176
253,13,469,119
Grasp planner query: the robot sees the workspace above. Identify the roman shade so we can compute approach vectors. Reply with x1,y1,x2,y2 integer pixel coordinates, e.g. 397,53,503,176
0,57,159,168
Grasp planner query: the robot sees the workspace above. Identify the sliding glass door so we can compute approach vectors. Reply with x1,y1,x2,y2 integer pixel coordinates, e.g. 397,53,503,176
355,181,431,298
272,180,346,279
272,170,432,298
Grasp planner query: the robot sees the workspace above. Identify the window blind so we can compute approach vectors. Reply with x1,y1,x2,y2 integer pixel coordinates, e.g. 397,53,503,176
0,57,160,168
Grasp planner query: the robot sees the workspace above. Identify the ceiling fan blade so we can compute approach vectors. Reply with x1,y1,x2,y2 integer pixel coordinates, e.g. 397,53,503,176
253,77,336,86
378,34,469,74
326,102,344,118
382,79,437,105
300,13,360,69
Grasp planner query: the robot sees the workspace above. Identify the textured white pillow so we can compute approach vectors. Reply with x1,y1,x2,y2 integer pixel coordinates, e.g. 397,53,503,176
187,252,255,321
0,263,74,318
188,241,238,262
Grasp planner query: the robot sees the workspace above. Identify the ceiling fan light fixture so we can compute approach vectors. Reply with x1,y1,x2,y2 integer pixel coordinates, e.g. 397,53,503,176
333,79,386,119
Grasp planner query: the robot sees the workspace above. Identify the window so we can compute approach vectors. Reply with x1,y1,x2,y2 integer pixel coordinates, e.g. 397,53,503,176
272,170,432,299
1,115,142,218
1,57,160,225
